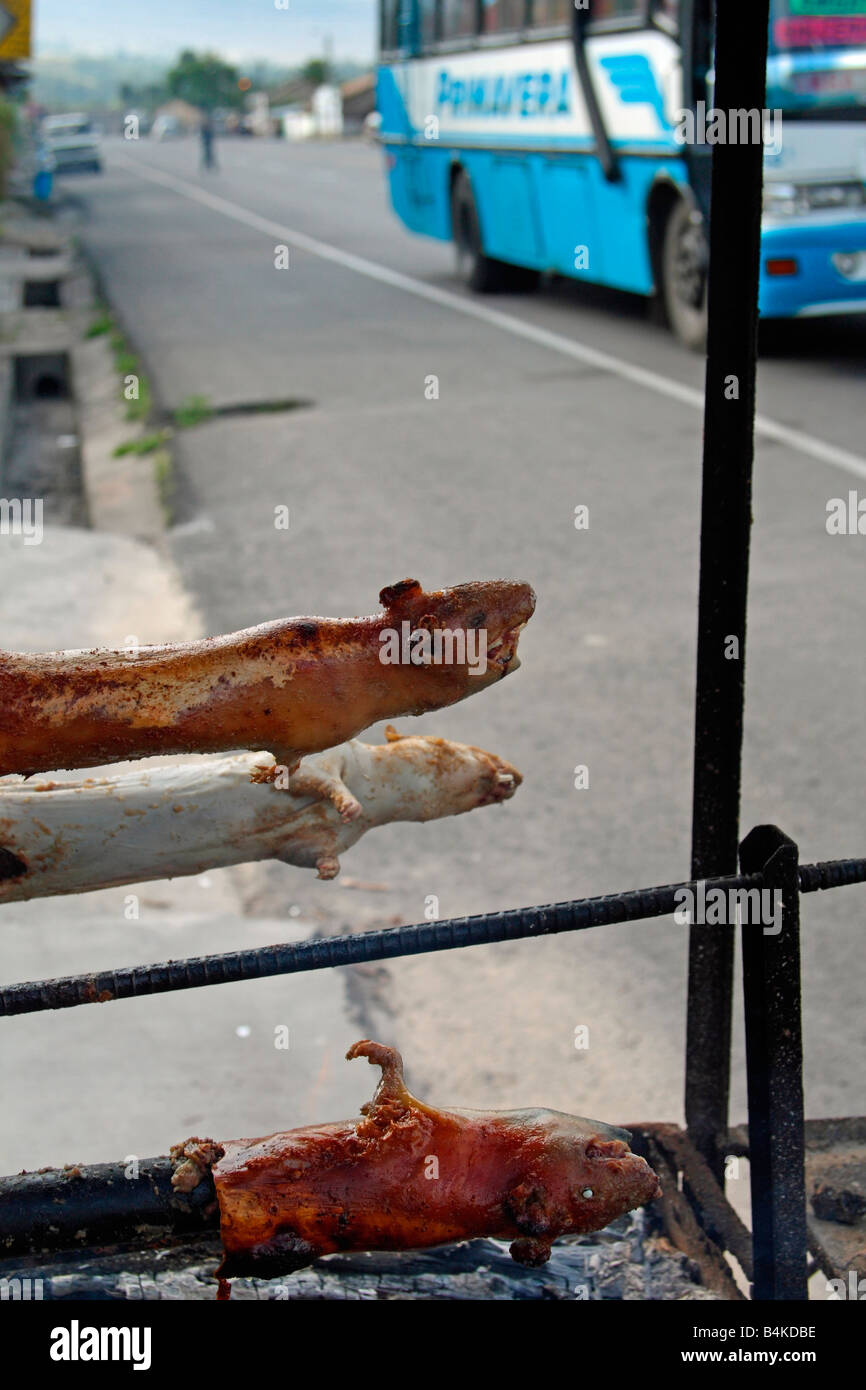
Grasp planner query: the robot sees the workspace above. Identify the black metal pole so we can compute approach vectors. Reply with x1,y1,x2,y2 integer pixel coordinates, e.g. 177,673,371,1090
738,826,808,1301
685,0,771,1180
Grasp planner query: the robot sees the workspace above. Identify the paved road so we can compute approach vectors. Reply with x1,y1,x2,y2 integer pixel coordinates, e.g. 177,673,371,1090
68,136,864,1143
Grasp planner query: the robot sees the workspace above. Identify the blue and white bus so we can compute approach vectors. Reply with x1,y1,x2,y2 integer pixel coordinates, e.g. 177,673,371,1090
377,1,866,346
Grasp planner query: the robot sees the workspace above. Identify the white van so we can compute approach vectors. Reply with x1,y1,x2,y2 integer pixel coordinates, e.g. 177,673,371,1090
41,114,102,175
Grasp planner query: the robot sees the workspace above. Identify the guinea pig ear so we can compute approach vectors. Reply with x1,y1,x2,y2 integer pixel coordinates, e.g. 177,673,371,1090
379,579,423,610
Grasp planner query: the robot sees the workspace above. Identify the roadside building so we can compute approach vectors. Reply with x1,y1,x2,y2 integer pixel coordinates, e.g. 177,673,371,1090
340,74,376,133
312,84,343,137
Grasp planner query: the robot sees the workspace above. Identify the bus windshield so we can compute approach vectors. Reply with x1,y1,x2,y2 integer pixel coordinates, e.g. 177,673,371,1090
767,1,866,111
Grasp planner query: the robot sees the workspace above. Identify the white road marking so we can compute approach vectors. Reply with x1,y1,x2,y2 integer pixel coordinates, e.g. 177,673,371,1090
113,154,866,482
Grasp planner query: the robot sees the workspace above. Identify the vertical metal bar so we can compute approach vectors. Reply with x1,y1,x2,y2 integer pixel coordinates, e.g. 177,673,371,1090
685,0,771,1179
738,826,808,1301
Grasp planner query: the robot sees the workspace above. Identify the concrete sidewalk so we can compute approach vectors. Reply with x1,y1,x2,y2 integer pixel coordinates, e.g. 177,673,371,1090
0,526,371,1173
0,200,368,1173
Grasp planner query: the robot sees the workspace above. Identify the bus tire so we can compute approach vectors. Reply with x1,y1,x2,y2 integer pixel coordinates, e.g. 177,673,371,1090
661,198,708,351
450,170,537,294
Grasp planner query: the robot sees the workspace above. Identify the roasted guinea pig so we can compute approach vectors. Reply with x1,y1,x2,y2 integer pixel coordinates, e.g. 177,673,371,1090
0,728,521,900
0,578,535,778
195,1040,661,1278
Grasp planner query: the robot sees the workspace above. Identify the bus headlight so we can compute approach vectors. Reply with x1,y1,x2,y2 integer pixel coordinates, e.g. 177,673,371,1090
764,181,866,216
763,182,800,217
806,182,866,211
832,251,866,281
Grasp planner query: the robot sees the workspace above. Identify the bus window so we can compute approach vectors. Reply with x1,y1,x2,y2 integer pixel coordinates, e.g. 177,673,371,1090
420,0,439,45
530,0,572,28
483,0,528,33
381,0,400,50
441,0,480,39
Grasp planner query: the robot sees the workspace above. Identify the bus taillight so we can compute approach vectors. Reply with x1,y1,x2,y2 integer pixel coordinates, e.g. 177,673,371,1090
765,258,800,277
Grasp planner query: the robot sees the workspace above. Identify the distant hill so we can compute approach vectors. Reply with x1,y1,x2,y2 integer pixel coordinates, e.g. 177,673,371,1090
29,52,371,114
30,54,170,110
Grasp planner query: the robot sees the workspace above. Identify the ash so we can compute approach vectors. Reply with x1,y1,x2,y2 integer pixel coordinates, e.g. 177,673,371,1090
6,1211,718,1301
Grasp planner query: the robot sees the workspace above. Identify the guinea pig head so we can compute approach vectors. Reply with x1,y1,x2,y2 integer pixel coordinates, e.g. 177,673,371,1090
378,727,522,816
504,1109,661,1249
375,578,536,708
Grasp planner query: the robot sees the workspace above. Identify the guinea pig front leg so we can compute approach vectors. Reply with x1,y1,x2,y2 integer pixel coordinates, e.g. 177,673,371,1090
253,749,363,822
287,757,363,823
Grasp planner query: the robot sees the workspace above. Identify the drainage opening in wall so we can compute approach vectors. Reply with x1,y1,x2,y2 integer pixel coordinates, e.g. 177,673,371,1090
23,281,62,309
14,353,71,401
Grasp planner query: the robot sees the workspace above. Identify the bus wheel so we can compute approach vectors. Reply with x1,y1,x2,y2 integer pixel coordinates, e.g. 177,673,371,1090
450,170,537,293
661,199,708,351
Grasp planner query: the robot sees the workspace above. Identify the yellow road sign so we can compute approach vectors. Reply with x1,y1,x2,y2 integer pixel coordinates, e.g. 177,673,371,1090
0,0,31,61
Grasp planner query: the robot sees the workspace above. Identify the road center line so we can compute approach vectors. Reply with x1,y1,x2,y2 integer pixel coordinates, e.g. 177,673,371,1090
113,154,866,483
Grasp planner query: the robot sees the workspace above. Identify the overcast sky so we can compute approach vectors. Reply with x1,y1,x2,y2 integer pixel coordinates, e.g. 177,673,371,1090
35,0,378,63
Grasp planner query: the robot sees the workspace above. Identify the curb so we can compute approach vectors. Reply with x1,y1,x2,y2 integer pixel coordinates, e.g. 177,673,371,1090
67,254,167,545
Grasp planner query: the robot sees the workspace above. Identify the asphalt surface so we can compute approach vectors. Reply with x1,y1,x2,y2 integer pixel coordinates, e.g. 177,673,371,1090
59,135,866,1144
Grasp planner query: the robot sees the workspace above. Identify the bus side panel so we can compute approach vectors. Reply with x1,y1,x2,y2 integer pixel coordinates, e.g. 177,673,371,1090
464,148,685,295
377,66,413,140
425,148,458,241
378,63,453,242
383,146,453,239
536,157,598,280
474,155,544,266
454,150,544,267
583,157,688,296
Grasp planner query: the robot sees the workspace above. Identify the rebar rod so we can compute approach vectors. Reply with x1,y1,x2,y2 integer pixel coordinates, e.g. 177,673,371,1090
1,857,862,1019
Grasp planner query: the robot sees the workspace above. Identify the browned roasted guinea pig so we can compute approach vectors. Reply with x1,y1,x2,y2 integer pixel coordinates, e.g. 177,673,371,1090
204,1040,661,1279
0,578,535,778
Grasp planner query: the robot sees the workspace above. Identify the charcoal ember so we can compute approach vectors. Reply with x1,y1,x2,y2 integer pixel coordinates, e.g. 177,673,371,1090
811,1181,866,1226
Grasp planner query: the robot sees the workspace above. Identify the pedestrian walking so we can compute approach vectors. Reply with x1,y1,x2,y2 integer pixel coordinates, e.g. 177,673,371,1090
200,111,217,172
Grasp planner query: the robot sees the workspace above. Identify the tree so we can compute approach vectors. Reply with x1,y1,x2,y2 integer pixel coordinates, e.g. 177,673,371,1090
166,51,244,112
119,80,168,114
302,59,330,87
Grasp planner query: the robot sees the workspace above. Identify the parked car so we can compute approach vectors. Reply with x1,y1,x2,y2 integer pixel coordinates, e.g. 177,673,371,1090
41,114,102,174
